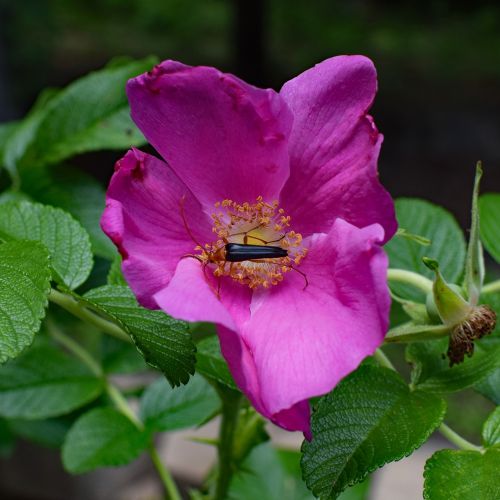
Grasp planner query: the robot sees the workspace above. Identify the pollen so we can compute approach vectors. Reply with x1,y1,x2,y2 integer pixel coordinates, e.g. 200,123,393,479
197,197,307,289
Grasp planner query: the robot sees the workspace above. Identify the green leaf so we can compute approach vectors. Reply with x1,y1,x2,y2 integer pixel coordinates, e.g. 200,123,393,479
230,444,314,500
482,407,500,448
107,255,127,285
407,339,500,393
479,193,500,263
385,198,466,300
0,343,103,419
101,336,148,375
21,165,115,259
20,57,156,168
463,163,484,303
83,285,195,386
0,201,93,289
0,121,20,178
139,373,220,433
62,407,148,473
0,240,51,363
196,335,238,390
9,417,72,448
474,293,500,403
0,418,15,457
423,448,500,499
0,190,31,205
3,89,59,178
301,365,446,499
475,370,500,405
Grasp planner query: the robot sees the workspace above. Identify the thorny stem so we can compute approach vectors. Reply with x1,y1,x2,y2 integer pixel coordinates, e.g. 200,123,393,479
47,319,182,499
482,279,500,295
374,348,482,452
49,288,131,343
214,388,242,500
387,269,433,295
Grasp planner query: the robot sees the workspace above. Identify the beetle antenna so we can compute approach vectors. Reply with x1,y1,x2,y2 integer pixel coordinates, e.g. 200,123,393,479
179,195,204,249
291,265,309,290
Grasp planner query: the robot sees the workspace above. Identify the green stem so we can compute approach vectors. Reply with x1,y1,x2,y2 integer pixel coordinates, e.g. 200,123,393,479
482,279,500,295
374,347,482,452
439,422,482,452
105,382,143,429
46,318,102,377
215,389,242,500
47,312,181,499
49,288,131,343
105,381,182,498
387,269,433,295
149,445,182,500
374,348,395,370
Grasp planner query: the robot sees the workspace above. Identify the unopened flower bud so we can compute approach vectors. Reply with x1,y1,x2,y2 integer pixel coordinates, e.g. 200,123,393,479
422,257,497,366
423,258,472,326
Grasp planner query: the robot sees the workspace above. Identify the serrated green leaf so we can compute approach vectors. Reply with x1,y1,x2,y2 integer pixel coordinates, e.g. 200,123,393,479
301,365,446,499
21,165,115,259
386,199,466,300
482,407,500,448
0,240,51,363
20,57,156,168
83,285,195,386
479,193,500,263
279,448,370,500
407,339,500,393
62,407,148,473
423,448,500,499
139,373,219,433
0,343,103,419
196,335,238,390
0,201,93,289
107,255,126,285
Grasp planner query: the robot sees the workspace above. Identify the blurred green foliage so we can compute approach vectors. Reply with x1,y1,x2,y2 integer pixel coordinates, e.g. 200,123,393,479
3,0,500,111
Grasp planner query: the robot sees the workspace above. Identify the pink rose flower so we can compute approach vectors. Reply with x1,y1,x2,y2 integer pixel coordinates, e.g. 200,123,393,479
101,56,397,438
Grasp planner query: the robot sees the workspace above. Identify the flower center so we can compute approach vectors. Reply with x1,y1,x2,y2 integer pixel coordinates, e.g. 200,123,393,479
197,197,307,289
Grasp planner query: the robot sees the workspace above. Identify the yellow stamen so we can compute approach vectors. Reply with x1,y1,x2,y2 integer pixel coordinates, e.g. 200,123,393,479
195,197,307,289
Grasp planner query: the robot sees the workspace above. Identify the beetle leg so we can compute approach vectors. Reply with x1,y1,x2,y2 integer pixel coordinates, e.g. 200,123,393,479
252,260,308,290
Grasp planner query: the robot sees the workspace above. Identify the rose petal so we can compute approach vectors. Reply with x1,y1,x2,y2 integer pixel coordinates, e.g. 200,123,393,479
127,61,293,210
239,218,390,416
153,258,252,332
279,55,396,241
101,148,212,308
217,325,311,437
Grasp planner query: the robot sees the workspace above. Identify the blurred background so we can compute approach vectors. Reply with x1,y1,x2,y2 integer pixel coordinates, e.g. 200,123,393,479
1,0,499,224
0,0,498,498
